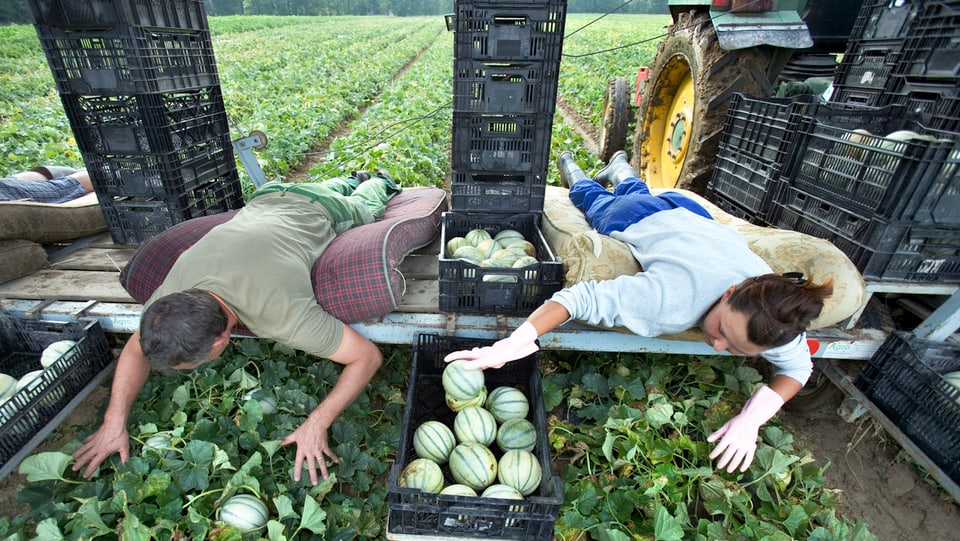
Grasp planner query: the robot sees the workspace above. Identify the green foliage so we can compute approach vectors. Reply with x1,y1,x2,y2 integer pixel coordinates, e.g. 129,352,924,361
0,15,875,541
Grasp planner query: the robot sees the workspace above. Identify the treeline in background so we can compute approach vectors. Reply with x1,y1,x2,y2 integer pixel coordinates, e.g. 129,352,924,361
1,0,668,24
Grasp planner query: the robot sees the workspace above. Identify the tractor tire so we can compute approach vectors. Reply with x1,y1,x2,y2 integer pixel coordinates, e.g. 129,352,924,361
598,76,631,162
635,10,775,193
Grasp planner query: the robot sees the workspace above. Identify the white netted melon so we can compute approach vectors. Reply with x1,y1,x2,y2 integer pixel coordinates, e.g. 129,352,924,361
446,236,471,257
0,373,17,402
496,418,537,453
449,442,497,491
219,494,269,533
453,406,497,445
141,434,176,458
413,420,456,463
475,238,502,259
493,229,525,245
485,386,529,423
512,255,540,268
481,483,523,500
453,245,485,264
399,458,445,493
497,449,542,496
442,359,486,401
40,340,76,369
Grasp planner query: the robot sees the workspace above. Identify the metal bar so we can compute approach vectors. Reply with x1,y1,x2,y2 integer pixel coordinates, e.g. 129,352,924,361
818,360,960,505
912,289,960,341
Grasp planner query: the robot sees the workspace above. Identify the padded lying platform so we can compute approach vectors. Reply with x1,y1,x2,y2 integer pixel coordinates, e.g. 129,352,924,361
541,185,866,330
121,186,447,324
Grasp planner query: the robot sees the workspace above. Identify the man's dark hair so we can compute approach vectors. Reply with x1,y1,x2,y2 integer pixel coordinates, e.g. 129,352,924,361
140,289,228,374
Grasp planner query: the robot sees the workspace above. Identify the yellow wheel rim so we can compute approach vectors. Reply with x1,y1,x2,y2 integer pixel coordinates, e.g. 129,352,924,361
644,59,695,189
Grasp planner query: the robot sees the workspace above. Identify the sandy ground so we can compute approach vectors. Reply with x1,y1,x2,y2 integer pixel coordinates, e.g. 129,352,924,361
781,395,960,540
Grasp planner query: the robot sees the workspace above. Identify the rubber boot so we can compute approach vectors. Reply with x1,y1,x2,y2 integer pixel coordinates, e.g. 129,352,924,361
557,151,589,189
593,150,638,188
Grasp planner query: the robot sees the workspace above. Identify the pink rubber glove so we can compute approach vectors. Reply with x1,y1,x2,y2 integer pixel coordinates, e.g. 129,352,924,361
707,385,784,473
443,322,539,370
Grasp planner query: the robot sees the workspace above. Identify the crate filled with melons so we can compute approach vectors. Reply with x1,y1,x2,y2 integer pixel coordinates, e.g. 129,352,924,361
387,333,561,540
0,314,113,476
439,211,563,315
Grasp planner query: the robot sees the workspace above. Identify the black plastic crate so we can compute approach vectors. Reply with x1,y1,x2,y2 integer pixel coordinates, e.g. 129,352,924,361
439,212,562,314
454,1,566,62
454,58,560,115
62,86,230,156
847,0,919,42
771,187,960,282
784,104,958,223
706,94,814,220
451,172,546,214
854,331,960,483
99,170,243,244
451,113,552,174
0,315,113,475
833,47,901,92
28,0,208,30
894,0,960,82
830,85,886,107
36,25,218,95
387,333,561,540
86,136,237,198
883,78,960,132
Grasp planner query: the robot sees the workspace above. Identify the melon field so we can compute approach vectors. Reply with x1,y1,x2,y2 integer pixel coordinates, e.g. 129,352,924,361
0,14,883,541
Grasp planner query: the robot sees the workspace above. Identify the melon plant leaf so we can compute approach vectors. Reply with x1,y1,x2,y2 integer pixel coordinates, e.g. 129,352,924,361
541,378,564,410
18,451,71,482
273,494,298,521
299,495,327,535
34,518,63,541
653,504,684,541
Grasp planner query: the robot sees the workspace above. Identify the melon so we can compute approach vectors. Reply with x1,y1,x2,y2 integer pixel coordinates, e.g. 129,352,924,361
219,494,269,533
399,458,445,493
442,359,486,401
453,245,485,264
15,370,45,393
40,340,76,369
497,449,542,496
0,373,17,402
465,228,492,247
512,255,539,268
449,442,498,491
942,371,960,403
496,418,537,452
489,248,524,267
481,483,523,500
243,389,278,415
453,406,497,445
141,434,176,458
446,236,470,257
440,484,478,497
413,421,456,463
446,387,487,412
494,229,525,245
485,386,529,423
475,238,502,259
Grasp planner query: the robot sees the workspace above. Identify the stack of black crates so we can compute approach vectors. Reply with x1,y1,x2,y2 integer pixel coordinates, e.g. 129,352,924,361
28,0,244,244
439,0,567,315
706,0,959,284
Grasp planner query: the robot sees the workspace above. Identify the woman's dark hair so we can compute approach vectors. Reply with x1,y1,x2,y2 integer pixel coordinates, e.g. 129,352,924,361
139,289,228,374
728,273,834,349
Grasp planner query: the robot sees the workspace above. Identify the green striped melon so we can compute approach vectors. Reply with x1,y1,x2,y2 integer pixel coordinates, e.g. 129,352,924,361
399,458,445,493
449,442,498,491
453,406,497,445
40,340,76,369
440,484,478,497
446,386,487,412
442,359,486,401
219,494,269,533
497,449,542,496
485,386,529,423
496,418,537,452
413,421,456,463
481,483,523,500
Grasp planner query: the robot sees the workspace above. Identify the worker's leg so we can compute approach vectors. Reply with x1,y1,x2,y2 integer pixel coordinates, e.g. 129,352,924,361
0,173,89,203
613,177,714,221
344,173,401,223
